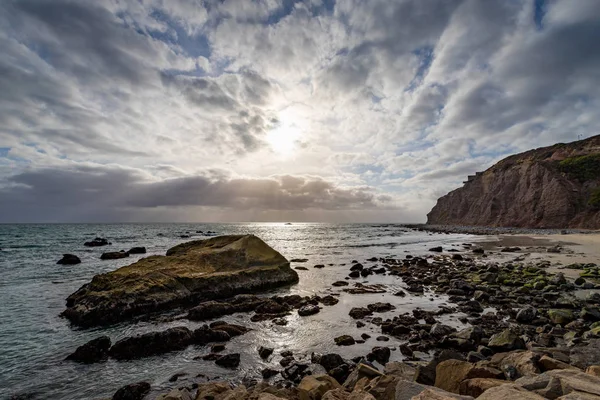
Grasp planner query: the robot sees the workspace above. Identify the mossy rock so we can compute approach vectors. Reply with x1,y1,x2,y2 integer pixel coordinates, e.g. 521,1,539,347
62,235,299,327
548,309,575,325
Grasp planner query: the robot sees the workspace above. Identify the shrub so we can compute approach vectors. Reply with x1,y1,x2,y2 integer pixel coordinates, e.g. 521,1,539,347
589,187,600,209
558,153,600,181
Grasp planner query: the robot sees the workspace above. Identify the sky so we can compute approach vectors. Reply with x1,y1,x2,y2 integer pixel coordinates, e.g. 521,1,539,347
0,0,599,223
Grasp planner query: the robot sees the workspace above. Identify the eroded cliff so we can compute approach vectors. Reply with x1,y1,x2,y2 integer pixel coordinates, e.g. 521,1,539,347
427,135,600,229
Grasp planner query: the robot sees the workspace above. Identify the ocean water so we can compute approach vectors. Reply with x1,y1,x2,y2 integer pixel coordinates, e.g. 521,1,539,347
0,223,476,400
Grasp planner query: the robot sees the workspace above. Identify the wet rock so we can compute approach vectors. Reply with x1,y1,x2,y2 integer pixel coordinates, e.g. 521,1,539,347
367,302,395,313
335,335,356,346
193,326,232,344
367,347,391,364
112,381,151,400
320,295,339,306
430,323,456,338
429,246,443,252
211,343,226,353
376,336,389,342
215,353,240,369
66,336,111,363
314,264,325,269
280,356,295,367
261,368,279,379
298,305,320,316
109,327,192,360
188,301,234,321
84,238,109,247
548,309,575,325
100,251,129,260
210,322,249,337
317,353,345,371
258,346,274,359
350,263,364,271
488,329,526,351
57,254,81,265
516,306,538,323
63,235,299,327
291,258,309,263
296,266,309,271
127,247,146,254
349,307,373,319
332,281,349,287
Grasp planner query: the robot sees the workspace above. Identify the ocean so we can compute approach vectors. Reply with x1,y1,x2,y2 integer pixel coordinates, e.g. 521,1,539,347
0,223,476,399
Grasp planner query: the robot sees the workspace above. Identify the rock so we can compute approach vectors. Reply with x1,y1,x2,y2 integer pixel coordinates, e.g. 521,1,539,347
195,382,232,399
314,264,326,269
476,384,544,399
100,251,129,260
570,340,600,369
108,327,192,360
210,322,249,337
459,379,506,397
586,366,600,377
112,381,151,400
299,305,321,316
332,281,349,287
320,296,339,306
516,306,538,323
156,388,193,400
546,369,600,397
211,343,226,353
548,309,575,325
349,308,373,319
63,235,299,327
430,246,443,252
84,238,109,247
335,335,356,346
57,254,81,265
262,368,279,379
415,350,466,386
291,258,309,263
298,374,342,400
215,353,240,369
367,347,391,365
539,355,581,372
367,303,395,313
193,325,232,344
435,360,475,393
384,362,416,381
394,380,474,400
127,247,146,254
66,336,111,363
187,301,235,321
499,351,541,378
259,346,274,359
319,354,346,371
431,324,456,338
488,329,526,351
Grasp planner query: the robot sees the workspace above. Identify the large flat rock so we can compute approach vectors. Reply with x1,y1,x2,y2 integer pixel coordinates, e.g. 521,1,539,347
62,235,298,327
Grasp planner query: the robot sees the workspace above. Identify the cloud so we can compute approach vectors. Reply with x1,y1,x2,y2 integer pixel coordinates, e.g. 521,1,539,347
1,0,600,222
0,164,397,222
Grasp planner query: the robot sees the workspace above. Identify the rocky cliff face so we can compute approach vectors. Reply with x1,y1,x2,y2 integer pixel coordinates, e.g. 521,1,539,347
427,135,600,229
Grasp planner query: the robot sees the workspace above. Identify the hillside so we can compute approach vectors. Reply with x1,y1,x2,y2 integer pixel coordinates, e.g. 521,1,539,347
427,135,600,229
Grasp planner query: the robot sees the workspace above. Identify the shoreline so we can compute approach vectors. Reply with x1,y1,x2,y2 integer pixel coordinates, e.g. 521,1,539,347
404,223,600,236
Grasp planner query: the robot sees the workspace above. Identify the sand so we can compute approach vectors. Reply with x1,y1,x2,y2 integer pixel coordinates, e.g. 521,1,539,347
474,233,600,280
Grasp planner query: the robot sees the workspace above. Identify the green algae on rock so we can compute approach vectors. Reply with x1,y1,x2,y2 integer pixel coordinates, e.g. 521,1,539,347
62,235,299,327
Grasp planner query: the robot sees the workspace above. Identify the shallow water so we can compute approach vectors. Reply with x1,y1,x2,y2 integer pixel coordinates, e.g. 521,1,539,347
0,223,476,399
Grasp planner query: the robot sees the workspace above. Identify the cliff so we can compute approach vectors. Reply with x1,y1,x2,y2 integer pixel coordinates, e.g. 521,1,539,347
427,135,600,229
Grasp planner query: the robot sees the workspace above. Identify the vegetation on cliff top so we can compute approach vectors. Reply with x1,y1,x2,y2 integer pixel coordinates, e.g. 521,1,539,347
558,153,600,182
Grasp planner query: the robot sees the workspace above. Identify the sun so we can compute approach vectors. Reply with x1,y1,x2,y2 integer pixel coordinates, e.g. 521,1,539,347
266,120,301,156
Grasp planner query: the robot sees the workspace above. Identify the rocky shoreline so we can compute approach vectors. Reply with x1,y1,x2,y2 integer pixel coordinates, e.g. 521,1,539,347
56,232,600,400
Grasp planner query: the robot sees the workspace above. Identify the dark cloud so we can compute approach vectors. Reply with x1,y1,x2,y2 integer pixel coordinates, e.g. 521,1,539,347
0,165,394,222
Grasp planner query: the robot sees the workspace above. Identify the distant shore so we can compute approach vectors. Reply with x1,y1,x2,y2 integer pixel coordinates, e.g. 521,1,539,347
403,223,600,236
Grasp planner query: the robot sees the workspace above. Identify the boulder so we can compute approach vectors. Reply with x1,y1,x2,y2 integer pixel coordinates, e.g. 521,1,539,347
586,366,600,377
298,374,342,400
215,353,240,369
394,380,473,400
108,327,192,360
156,388,193,400
57,254,81,265
66,336,111,363
435,360,475,393
366,347,391,365
546,369,600,397
459,378,506,397
100,251,129,260
319,353,346,371
516,306,538,323
335,335,356,346
112,381,151,400
259,346,274,359
299,305,321,316
62,235,299,327
127,247,146,254
384,362,416,381
188,301,234,320
488,329,526,351
548,309,575,325
498,351,541,378
476,384,545,399
570,340,600,369
84,238,109,247
539,355,581,372
349,308,373,319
